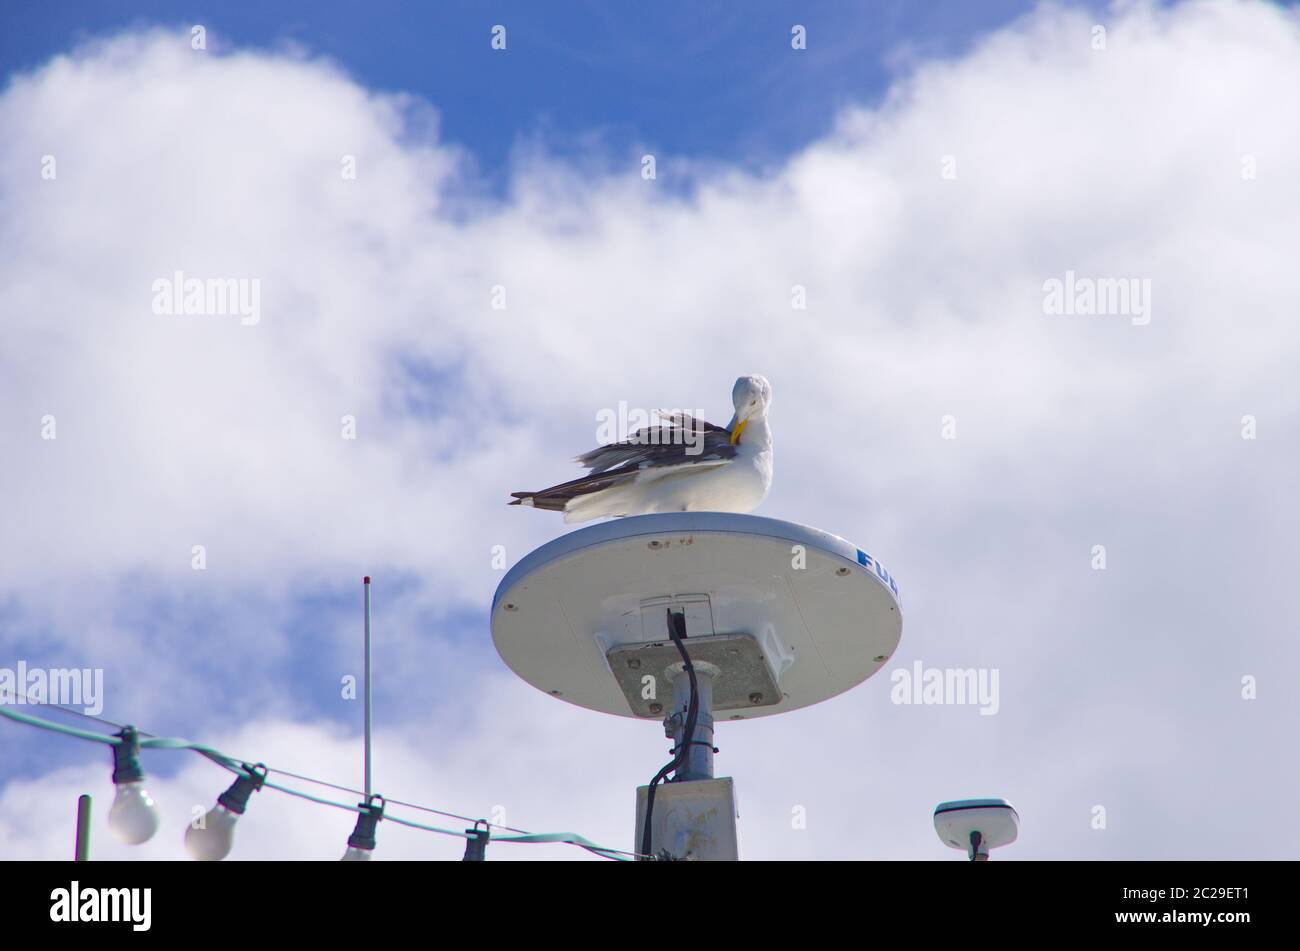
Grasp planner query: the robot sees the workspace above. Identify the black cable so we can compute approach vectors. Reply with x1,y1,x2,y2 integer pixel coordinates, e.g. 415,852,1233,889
640,608,699,860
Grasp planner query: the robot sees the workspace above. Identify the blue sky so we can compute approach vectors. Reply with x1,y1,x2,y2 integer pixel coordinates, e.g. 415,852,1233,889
2,1,1298,861
2,0,1050,191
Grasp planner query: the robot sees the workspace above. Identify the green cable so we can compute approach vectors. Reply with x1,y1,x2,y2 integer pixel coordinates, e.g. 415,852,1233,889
0,703,123,744
0,702,637,860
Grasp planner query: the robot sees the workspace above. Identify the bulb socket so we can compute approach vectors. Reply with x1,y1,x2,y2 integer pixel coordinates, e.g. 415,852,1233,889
462,820,490,862
346,797,385,851
217,763,268,815
111,727,145,785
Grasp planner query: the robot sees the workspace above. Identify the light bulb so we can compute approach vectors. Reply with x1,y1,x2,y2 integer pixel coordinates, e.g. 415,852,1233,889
184,804,239,861
108,726,159,845
184,765,267,861
108,780,160,845
341,846,372,861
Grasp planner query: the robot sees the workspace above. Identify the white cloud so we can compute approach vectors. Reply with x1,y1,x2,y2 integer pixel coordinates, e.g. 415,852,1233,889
3,0,1299,859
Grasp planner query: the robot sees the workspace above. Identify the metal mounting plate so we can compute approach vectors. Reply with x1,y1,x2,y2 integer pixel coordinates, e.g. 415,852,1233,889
635,777,739,861
608,632,781,717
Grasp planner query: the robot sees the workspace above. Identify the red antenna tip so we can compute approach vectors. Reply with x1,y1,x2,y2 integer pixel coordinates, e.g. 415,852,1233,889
363,576,370,584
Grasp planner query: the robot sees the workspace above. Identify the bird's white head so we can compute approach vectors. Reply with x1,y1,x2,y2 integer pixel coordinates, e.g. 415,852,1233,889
729,374,772,445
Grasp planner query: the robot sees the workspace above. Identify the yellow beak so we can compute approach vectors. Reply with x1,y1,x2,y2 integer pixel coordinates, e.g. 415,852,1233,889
729,418,748,445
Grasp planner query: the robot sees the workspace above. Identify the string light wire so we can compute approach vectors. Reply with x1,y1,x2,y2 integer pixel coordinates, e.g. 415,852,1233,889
0,698,642,861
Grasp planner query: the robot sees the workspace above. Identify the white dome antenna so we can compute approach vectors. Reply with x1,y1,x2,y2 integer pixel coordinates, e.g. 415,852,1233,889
934,799,1020,861
491,512,903,860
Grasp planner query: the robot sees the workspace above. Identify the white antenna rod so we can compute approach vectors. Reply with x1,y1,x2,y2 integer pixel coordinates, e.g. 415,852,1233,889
363,575,372,801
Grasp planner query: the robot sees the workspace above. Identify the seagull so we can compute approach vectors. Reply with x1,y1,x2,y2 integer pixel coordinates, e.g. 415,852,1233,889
510,375,773,523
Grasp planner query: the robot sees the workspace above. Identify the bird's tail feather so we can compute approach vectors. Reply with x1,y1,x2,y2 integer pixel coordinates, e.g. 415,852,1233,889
508,469,636,513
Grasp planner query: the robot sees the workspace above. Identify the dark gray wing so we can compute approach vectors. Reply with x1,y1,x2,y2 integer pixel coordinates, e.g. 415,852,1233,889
574,413,736,474
510,414,736,510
